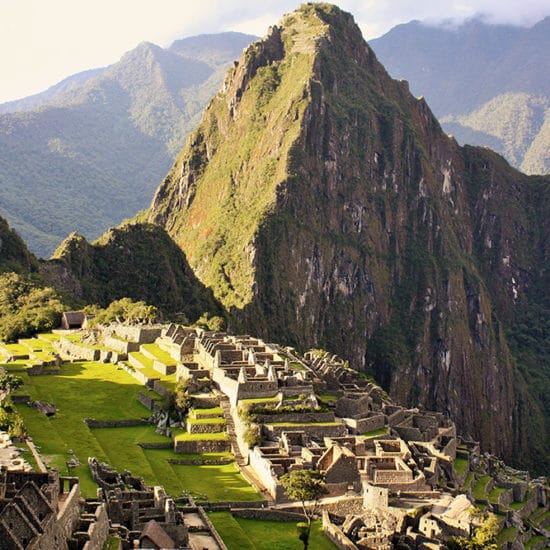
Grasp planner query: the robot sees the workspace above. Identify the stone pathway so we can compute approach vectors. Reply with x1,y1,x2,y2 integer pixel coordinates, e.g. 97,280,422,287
219,396,246,466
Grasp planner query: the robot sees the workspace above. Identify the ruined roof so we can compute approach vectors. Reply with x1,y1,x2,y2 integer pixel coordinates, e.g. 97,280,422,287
140,519,175,549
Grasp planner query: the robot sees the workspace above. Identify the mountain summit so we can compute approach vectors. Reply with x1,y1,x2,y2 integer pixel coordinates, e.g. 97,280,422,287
147,4,549,471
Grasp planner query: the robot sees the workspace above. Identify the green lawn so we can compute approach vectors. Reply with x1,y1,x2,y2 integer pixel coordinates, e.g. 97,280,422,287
12,359,259,501
175,432,229,441
454,456,469,477
209,512,337,550
473,475,492,500
362,427,389,438
187,417,225,425
496,526,517,546
488,485,507,504
141,343,176,365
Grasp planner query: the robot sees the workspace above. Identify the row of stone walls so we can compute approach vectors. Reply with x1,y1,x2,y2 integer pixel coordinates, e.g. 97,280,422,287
55,339,99,361
119,362,153,386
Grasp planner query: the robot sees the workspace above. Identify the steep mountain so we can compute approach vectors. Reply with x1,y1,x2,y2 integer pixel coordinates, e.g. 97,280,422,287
44,222,222,322
370,17,550,174
147,4,550,472
0,32,255,258
0,215,37,274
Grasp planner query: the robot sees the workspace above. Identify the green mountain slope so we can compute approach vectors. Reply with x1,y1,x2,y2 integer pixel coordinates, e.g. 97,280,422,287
147,4,550,472
44,223,222,322
370,17,550,174
0,32,255,258
0,215,37,274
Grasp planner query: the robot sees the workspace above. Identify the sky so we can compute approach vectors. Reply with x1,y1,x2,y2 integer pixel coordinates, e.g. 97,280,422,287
1,0,548,104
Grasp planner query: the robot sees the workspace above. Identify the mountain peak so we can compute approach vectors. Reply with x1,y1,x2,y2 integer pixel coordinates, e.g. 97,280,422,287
147,3,549,470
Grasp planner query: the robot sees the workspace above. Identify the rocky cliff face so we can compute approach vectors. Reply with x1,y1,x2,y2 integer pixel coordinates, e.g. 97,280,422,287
148,4,549,471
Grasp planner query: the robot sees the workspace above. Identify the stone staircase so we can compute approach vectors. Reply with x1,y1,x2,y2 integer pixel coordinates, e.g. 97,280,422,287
220,396,246,466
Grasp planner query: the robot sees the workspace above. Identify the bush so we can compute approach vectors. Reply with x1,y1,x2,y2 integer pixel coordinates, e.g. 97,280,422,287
243,423,263,448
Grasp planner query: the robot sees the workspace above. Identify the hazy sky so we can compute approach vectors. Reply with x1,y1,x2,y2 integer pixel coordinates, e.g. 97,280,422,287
1,0,548,104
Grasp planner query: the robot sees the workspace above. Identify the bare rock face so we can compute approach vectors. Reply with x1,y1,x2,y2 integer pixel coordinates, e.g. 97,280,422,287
148,4,549,471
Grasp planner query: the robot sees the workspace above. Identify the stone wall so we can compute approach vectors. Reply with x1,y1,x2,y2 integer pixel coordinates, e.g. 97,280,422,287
137,442,173,449
113,326,163,344
322,511,358,549
153,360,177,375
103,336,140,354
55,339,99,361
174,438,231,454
254,412,335,424
137,392,161,412
263,422,347,440
186,420,226,434
343,414,385,434
152,380,172,399
81,503,109,550
84,419,149,428
232,508,305,522
57,481,82,542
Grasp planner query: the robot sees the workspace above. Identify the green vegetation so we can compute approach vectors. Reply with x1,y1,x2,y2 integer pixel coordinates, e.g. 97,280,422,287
362,427,389,438
89,298,158,326
454,456,469,477
49,224,223,324
0,272,65,342
280,468,329,548
0,34,255,257
208,513,336,550
473,475,492,501
11,358,255,500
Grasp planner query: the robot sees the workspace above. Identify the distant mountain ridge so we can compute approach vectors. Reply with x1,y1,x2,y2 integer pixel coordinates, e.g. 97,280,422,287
370,16,550,174
0,32,256,258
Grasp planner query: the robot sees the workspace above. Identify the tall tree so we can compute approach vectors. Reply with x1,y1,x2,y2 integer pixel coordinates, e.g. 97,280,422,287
280,469,328,549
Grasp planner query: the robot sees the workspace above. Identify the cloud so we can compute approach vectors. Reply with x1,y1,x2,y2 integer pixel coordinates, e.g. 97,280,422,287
0,0,548,103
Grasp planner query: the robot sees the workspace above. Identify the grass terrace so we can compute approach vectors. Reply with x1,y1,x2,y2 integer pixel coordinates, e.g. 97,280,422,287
175,432,229,441
362,427,389,438
0,343,29,357
239,396,279,405
11,357,256,501
472,475,492,501
488,485,508,504
454,456,469,477
208,512,337,549
141,343,176,365
495,526,518,547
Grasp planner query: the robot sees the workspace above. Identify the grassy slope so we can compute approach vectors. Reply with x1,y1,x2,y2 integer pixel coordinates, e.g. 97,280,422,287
209,512,336,550
11,359,258,500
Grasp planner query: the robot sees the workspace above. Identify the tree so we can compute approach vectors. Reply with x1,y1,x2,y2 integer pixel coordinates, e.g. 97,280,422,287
0,374,23,403
89,297,159,326
280,469,328,549
448,512,499,549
